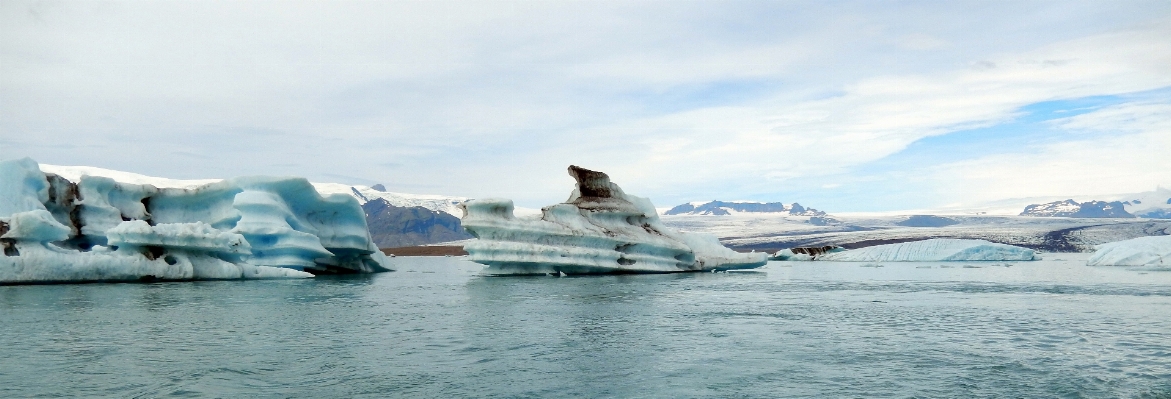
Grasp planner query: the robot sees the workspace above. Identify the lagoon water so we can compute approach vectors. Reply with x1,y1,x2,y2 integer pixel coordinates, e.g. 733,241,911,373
2,254,1171,398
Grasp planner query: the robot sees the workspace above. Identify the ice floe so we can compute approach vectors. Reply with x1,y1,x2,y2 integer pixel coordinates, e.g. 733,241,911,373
459,166,767,275
813,239,1038,262
0,158,392,284
1086,235,1170,266
769,246,845,261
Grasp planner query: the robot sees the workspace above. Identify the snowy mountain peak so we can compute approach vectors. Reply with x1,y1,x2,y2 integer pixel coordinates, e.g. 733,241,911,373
663,200,826,216
314,184,469,217
1019,193,1171,218
1024,199,1140,218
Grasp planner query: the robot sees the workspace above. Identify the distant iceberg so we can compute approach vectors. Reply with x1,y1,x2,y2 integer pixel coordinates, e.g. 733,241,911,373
813,239,1038,262
459,166,767,275
1,158,392,284
1086,236,1170,266
770,246,844,261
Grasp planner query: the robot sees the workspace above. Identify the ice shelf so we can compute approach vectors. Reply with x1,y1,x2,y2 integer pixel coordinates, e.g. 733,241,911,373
459,166,767,275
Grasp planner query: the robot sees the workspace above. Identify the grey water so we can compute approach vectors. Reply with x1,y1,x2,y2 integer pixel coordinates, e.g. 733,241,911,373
3,254,1171,398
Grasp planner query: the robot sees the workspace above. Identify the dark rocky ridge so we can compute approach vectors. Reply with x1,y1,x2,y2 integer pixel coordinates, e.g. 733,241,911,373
362,199,472,248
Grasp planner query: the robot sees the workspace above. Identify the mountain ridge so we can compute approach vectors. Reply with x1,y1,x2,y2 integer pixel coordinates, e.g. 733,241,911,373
664,200,826,216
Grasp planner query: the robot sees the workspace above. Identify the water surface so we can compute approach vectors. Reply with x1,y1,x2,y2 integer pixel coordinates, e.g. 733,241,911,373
2,254,1170,397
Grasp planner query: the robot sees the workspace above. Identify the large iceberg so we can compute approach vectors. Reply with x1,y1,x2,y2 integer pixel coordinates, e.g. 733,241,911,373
1086,235,1170,266
459,166,767,275
0,158,392,284
813,239,1038,262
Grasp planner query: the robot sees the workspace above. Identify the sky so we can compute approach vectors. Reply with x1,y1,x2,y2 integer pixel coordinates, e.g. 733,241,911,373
2,0,1170,212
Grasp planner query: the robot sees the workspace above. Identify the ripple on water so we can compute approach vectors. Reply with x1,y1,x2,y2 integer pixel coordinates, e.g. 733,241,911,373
0,257,1169,397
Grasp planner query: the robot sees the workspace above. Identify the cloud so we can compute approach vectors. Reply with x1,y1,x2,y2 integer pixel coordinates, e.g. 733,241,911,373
927,100,1171,203
2,1,1170,209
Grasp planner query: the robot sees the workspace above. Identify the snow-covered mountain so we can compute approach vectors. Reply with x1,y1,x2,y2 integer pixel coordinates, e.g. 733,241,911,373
312,183,468,217
1020,200,1133,218
1019,188,1171,218
362,199,472,248
664,200,826,216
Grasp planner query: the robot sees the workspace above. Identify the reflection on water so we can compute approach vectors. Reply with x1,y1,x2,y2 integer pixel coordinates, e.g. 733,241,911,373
1,254,1170,397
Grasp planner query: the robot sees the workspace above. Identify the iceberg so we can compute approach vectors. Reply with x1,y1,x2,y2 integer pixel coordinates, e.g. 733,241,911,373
814,239,1038,262
0,158,392,284
1086,235,1170,266
770,246,845,261
459,166,767,275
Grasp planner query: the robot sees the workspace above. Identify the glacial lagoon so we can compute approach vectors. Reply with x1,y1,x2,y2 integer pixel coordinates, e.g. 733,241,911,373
2,254,1170,397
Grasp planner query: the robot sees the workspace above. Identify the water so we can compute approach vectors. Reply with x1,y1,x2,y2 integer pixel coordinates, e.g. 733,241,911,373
2,254,1171,398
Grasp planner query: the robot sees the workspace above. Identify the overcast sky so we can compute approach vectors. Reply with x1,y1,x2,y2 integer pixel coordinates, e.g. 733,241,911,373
3,0,1170,211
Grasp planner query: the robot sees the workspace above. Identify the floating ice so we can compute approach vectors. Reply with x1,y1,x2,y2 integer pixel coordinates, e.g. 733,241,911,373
459,166,767,275
815,239,1038,262
0,158,392,284
770,246,844,261
1086,235,1170,266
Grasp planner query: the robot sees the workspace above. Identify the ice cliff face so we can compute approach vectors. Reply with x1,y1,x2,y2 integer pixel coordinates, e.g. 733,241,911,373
664,200,826,216
459,166,767,275
0,158,392,284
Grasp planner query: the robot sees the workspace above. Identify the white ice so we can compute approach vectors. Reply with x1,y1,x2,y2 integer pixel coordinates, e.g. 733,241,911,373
1086,235,1171,266
814,239,1038,262
459,166,767,275
1,158,392,284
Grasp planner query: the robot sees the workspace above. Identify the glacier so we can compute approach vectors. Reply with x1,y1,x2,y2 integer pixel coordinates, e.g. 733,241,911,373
0,158,392,284
1086,235,1171,266
459,166,767,275
809,239,1039,262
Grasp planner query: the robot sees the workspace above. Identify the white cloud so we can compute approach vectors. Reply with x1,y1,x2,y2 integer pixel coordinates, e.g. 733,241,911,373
2,1,1170,209
929,101,1171,204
